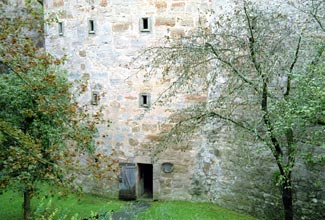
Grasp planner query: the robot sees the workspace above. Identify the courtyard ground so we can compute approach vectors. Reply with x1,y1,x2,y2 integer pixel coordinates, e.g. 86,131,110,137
0,187,256,220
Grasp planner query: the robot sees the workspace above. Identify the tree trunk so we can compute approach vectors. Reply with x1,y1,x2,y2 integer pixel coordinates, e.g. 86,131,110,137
24,188,32,220
282,180,293,220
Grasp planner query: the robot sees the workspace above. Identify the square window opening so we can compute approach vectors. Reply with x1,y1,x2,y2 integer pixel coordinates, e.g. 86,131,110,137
142,95,148,105
89,19,95,34
139,93,150,108
58,22,64,36
143,18,149,30
91,91,99,105
140,17,151,32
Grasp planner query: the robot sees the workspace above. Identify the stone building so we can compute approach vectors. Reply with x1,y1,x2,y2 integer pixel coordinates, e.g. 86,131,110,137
44,0,216,202
6,0,324,219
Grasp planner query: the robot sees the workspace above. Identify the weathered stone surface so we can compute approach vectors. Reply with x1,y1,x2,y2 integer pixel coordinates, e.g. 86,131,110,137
79,50,87,57
124,95,137,100
128,138,139,146
110,101,120,108
171,2,185,10
185,95,207,102
180,17,194,27
41,1,325,219
112,23,131,32
100,0,108,7
145,135,161,141
155,1,167,11
169,27,185,38
131,126,140,132
53,0,64,7
155,16,176,27
142,124,157,132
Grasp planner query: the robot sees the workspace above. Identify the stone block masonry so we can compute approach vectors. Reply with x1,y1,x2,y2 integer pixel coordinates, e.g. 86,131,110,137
42,0,325,219
45,0,210,201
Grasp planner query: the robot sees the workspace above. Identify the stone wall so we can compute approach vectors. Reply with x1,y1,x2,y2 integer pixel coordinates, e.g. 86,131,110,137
195,122,284,219
44,0,212,200
42,0,325,220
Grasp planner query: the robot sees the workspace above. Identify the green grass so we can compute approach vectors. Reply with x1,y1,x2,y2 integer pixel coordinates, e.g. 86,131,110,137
0,188,23,220
136,201,256,220
0,186,126,220
0,188,256,220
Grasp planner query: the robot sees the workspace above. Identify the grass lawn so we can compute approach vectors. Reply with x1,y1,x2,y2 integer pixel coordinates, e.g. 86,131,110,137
136,200,256,220
0,186,126,220
0,187,256,220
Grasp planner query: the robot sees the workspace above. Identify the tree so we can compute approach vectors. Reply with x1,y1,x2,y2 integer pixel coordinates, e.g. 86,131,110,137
0,1,110,220
139,1,325,220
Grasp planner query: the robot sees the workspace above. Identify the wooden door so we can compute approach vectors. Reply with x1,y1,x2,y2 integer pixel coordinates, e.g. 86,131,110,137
119,163,136,200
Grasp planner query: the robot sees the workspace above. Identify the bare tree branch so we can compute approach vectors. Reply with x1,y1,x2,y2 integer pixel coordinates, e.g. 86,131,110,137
284,35,302,98
205,42,260,93
244,4,262,76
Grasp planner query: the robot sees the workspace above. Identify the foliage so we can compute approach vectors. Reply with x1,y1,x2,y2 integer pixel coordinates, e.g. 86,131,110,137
0,186,124,220
138,1,325,220
0,1,114,220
